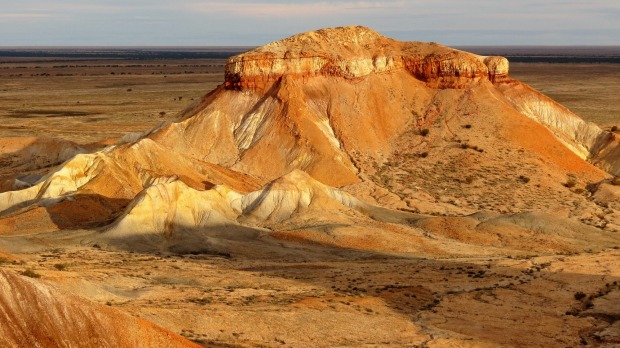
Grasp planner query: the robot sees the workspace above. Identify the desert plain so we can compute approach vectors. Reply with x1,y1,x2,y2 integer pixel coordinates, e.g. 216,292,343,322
1,55,618,141
1,27,620,347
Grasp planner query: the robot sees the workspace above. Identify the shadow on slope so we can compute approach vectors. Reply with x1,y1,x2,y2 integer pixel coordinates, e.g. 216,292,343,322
0,194,131,235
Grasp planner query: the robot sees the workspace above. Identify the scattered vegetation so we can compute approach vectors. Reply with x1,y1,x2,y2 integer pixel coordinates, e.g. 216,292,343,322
611,125,618,132
420,128,430,137
574,291,586,301
53,263,69,271
563,174,578,188
567,282,620,317
20,269,42,278
188,297,212,305
563,179,577,188
463,124,472,129
459,143,484,152
159,111,166,117
573,188,585,194
586,182,600,193
518,175,530,183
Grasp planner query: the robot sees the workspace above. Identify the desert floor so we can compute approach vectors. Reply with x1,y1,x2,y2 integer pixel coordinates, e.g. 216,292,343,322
510,63,620,129
0,58,224,143
1,58,620,347
1,59,618,144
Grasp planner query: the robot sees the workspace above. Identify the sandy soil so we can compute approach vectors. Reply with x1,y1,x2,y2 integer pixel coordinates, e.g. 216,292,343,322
1,233,618,347
0,58,224,143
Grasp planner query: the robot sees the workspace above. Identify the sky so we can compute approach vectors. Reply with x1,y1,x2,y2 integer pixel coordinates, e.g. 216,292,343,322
1,0,619,46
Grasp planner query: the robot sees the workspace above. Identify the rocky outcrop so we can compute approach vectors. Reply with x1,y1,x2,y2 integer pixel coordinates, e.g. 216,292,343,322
0,138,261,232
105,170,374,237
0,137,87,194
225,26,508,89
483,56,510,81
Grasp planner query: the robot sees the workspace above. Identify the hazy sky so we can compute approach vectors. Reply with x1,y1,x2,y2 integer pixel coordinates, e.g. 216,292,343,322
1,0,619,46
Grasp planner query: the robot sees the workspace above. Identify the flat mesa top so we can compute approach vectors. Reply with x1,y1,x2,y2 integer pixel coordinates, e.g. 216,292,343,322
231,26,457,60
225,26,509,88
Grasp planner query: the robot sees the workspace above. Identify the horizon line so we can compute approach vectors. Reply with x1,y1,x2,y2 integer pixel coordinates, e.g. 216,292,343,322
1,44,620,49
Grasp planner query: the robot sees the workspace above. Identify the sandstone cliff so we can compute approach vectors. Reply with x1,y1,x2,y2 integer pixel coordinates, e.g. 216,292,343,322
225,26,508,89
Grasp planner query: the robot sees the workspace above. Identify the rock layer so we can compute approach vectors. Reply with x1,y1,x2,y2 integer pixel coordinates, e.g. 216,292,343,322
225,26,509,89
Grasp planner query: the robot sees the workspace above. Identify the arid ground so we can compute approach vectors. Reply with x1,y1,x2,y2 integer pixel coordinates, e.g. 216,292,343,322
1,59,618,144
0,58,225,143
1,38,619,348
510,63,620,129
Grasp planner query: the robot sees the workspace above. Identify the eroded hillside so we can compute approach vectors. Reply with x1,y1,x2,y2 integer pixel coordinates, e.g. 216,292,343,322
0,26,619,347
